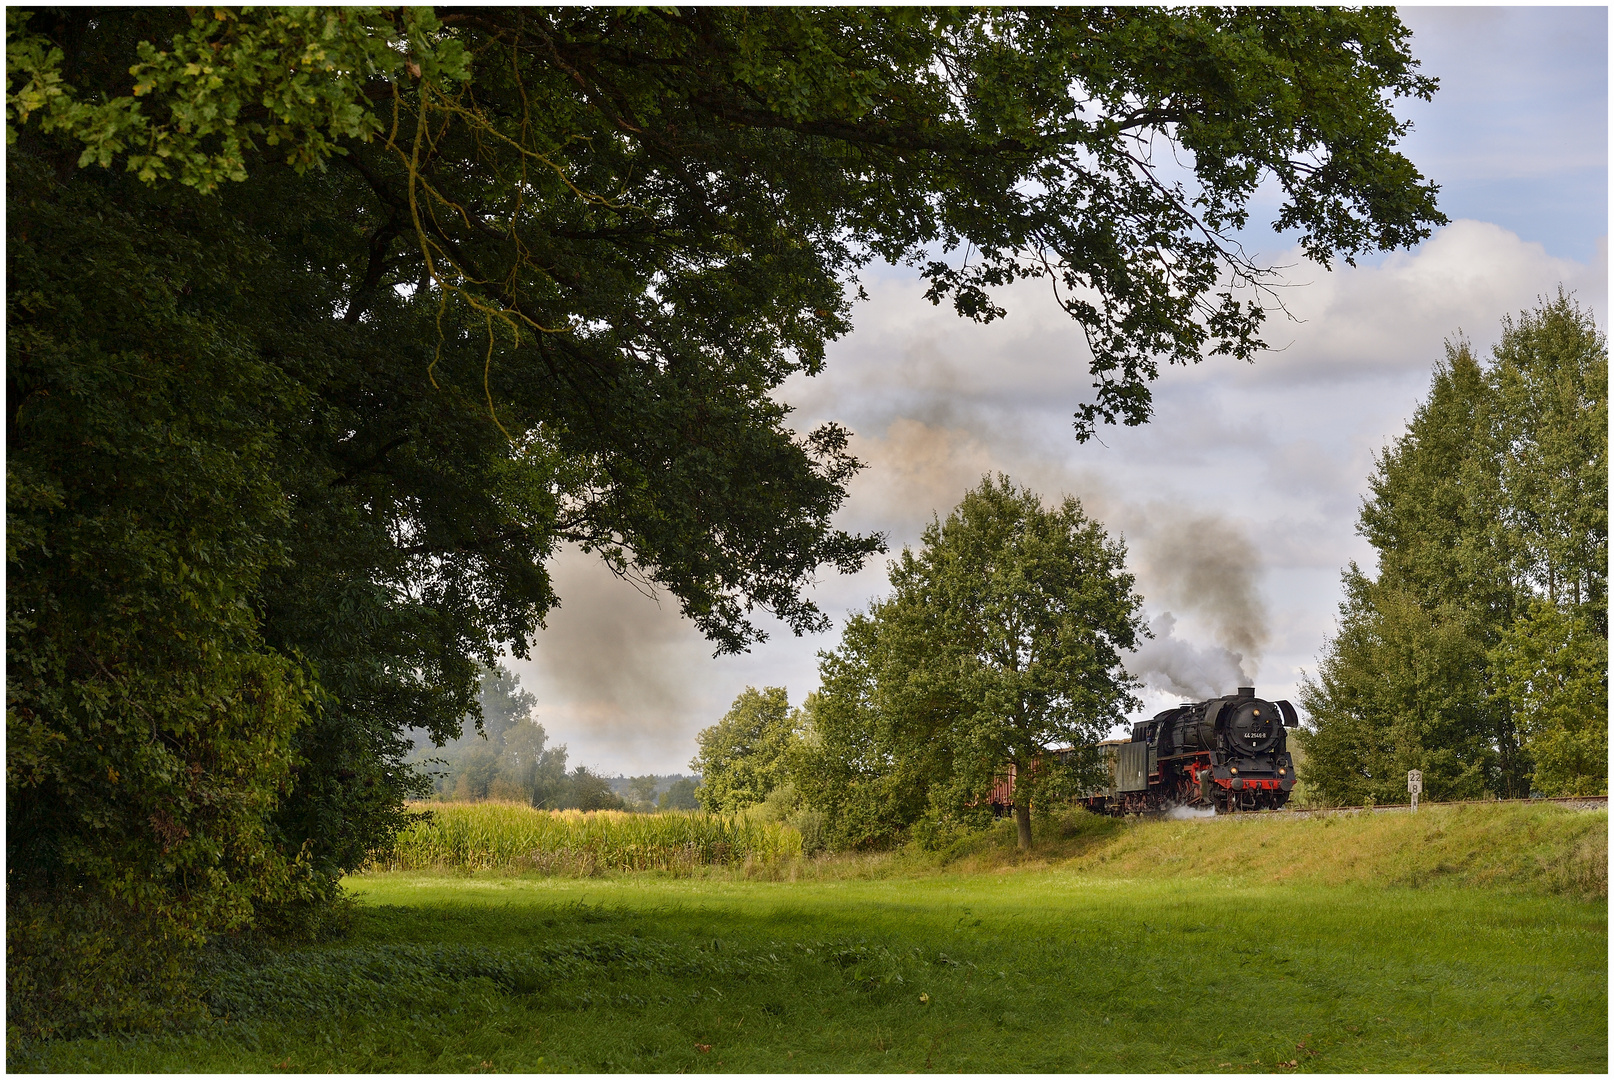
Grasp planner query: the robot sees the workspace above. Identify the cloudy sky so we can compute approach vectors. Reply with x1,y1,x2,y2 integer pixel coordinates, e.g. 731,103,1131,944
511,6,1609,777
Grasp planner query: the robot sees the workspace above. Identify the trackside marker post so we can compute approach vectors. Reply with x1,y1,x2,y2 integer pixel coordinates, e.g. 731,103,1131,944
1408,770,1422,812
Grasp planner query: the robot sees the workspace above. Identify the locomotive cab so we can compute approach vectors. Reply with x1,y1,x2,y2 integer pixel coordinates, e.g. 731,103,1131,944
1201,687,1297,810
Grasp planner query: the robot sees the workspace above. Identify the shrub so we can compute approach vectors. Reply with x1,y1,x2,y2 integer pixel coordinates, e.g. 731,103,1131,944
787,808,829,857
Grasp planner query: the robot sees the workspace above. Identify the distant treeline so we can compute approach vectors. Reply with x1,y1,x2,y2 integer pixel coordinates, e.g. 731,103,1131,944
407,668,698,812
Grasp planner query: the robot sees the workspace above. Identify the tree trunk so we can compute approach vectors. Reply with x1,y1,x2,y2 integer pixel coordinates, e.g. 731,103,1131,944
1014,802,1032,851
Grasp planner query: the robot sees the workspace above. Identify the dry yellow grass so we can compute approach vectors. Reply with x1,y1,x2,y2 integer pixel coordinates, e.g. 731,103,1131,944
373,800,802,873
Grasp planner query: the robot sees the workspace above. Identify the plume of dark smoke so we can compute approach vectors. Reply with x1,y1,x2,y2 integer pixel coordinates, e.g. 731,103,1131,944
511,414,1273,772
844,417,1272,681
1123,509,1269,675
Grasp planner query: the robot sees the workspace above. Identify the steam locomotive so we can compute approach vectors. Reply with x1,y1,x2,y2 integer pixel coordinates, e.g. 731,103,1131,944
987,686,1298,816
1087,686,1298,814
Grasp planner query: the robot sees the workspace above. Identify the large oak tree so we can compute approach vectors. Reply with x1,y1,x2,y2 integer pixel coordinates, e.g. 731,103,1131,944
7,5,1444,1033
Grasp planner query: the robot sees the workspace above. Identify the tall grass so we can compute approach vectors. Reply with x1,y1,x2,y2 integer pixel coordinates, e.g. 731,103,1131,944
375,801,802,873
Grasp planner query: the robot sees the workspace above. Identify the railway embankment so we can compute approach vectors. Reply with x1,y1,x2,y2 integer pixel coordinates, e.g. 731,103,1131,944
953,798,1607,900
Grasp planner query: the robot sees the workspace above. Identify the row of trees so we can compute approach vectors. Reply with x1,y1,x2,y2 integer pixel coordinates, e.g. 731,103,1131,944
7,6,1444,1038
694,478,1145,852
1298,294,1607,802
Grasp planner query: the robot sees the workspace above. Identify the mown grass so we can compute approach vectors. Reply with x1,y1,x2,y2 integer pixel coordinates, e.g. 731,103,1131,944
18,803,1606,1073
377,802,801,873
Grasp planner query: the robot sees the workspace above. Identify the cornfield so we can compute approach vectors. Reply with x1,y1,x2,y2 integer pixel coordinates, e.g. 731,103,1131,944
374,801,803,872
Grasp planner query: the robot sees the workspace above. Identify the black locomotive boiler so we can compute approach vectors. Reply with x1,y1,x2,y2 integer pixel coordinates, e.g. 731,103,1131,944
1084,686,1299,815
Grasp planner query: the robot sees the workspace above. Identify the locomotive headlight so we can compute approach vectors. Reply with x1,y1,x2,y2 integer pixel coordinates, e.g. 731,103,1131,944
1279,767,1287,776
1229,767,1238,775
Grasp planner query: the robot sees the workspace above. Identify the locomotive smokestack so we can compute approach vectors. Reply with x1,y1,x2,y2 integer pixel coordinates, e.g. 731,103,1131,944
1237,686,1255,698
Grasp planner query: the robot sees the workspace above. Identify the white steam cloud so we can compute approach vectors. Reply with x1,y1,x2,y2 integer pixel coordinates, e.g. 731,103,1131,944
1125,612,1250,701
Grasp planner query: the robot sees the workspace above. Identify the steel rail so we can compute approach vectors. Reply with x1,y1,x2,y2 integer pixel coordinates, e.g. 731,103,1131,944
1189,794,1606,820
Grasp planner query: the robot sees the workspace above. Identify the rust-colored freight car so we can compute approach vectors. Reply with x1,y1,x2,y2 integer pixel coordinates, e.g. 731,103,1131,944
986,740,1127,817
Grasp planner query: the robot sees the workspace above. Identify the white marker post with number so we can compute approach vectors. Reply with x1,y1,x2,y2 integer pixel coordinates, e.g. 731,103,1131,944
1408,769,1422,812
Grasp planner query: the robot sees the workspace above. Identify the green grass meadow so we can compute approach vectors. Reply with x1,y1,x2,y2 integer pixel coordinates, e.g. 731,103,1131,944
17,803,1607,1073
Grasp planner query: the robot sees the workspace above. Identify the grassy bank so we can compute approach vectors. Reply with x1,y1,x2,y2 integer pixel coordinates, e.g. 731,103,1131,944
943,801,1608,900
18,802,1607,1073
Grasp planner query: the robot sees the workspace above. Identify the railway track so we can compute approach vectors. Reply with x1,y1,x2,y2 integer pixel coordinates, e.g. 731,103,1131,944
1193,794,1607,820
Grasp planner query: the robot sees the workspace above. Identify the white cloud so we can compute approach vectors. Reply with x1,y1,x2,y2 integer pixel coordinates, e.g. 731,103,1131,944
1126,612,1251,702
1240,221,1606,386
